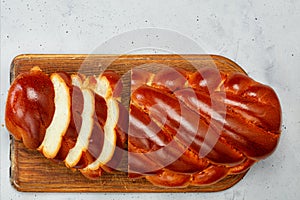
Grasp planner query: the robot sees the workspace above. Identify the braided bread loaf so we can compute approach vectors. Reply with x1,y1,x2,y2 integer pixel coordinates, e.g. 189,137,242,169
5,64,281,188
128,67,281,187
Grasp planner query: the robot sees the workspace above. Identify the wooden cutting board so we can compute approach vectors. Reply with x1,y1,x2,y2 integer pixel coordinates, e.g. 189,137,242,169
9,54,248,192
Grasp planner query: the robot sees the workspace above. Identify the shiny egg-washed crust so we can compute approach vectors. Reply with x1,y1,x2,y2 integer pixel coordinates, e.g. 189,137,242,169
5,65,281,187
5,68,55,149
128,67,281,187
5,68,128,179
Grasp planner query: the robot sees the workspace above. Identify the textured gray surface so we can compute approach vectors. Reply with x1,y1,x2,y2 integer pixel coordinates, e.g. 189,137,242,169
1,0,299,199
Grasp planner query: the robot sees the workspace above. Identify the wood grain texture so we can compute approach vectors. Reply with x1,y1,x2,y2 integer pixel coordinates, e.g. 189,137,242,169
10,54,248,192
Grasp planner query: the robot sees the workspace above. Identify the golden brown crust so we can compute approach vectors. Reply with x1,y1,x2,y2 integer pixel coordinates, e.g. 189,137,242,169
128,67,282,187
5,65,281,187
5,69,127,179
5,69,55,149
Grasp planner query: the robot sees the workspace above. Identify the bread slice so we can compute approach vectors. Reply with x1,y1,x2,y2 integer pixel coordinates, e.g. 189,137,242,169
65,89,95,168
82,75,119,171
38,73,71,158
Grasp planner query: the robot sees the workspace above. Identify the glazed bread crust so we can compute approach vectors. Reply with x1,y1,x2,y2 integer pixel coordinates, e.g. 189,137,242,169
128,67,281,187
5,66,281,187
